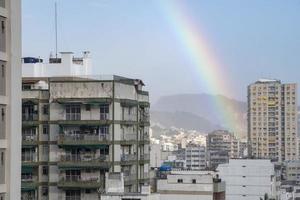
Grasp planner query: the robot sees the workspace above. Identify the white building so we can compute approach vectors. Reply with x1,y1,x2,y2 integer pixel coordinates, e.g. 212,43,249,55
150,143,162,168
22,51,92,77
217,159,277,200
0,0,22,199
248,79,298,162
157,171,225,200
185,144,206,170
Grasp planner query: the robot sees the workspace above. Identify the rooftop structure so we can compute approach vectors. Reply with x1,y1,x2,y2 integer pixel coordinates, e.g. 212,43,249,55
22,51,92,77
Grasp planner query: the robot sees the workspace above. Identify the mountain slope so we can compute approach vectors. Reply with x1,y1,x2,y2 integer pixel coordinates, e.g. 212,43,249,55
152,93,247,137
151,111,222,133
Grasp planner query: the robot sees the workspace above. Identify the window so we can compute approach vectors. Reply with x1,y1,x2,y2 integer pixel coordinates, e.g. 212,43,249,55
85,104,91,111
66,105,81,120
42,166,48,176
192,179,196,184
100,104,109,120
1,20,5,34
66,190,81,200
1,65,4,77
1,152,4,165
1,108,4,121
177,179,183,183
43,125,49,135
43,105,49,115
42,187,48,196
42,145,49,155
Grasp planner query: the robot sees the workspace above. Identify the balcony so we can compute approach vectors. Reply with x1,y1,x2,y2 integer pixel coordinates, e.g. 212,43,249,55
121,133,137,145
139,134,150,144
140,154,150,160
21,175,38,191
58,154,110,169
139,115,150,126
58,176,102,189
58,134,110,146
121,154,136,164
22,154,38,166
22,135,37,146
124,173,136,183
22,114,39,127
139,154,150,164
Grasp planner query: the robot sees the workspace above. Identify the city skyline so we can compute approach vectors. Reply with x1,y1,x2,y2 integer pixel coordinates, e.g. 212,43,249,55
22,0,300,103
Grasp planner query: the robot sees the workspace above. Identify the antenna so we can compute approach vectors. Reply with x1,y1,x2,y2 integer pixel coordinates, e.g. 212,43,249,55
55,1,58,59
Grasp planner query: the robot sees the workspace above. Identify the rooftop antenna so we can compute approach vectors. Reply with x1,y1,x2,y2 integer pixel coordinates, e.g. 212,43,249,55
55,1,58,59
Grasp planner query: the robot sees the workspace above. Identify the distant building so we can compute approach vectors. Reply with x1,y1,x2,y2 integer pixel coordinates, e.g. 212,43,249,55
22,51,92,77
185,144,206,170
21,76,150,199
217,159,277,200
206,130,231,169
279,184,300,200
248,79,298,162
157,170,225,200
0,0,22,199
284,160,300,184
150,143,162,168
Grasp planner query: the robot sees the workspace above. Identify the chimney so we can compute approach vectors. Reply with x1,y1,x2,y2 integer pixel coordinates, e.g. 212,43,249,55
60,52,73,67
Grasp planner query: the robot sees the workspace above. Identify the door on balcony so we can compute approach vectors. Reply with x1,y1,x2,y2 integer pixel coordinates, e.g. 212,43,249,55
65,170,81,182
100,104,109,120
66,190,80,200
22,103,37,121
66,105,81,120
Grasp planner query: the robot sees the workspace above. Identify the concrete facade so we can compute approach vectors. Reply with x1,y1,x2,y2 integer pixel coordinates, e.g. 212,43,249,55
185,144,206,170
21,76,150,200
217,159,277,200
248,79,298,162
0,0,22,199
157,171,225,200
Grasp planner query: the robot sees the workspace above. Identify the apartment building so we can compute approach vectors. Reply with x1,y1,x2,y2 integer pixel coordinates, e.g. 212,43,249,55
217,159,277,200
185,144,206,170
0,0,22,199
21,76,150,200
206,130,231,170
248,79,298,162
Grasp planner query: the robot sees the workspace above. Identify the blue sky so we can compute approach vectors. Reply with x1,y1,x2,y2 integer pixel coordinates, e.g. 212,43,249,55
22,0,300,102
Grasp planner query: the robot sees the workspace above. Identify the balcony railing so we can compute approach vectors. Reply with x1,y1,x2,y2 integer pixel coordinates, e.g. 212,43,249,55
22,135,37,145
140,172,149,179
122,133,136,141
100,113,109,120
124,174,136,182
58,176,102,188
121,154,136,162
22,154,37,162
59,134,109,142
22,114,39,121
61,154,109,162
140,154,150,160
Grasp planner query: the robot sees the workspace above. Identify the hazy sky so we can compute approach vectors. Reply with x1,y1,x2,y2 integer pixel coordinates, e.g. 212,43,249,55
22,0,300,103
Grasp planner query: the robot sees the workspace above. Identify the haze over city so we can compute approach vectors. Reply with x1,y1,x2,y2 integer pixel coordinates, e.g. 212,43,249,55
22,0,300,102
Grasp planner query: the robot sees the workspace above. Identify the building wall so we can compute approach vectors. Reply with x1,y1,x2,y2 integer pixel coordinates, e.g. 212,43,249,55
0,0,21,199
217,159,276,200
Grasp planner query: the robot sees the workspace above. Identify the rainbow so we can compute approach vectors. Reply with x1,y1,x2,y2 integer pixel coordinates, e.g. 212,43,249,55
158,1,238,133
